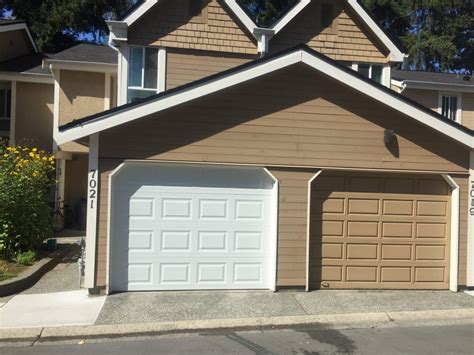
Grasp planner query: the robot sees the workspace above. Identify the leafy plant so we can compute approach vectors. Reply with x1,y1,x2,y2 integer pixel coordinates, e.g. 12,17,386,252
0,142,56,256
12,250,37,266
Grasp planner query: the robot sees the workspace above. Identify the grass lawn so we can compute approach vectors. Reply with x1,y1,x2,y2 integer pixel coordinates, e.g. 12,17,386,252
0,259,27,282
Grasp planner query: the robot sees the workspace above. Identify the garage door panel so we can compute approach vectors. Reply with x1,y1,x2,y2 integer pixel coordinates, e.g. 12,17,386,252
111,164,276,292
310,172,450,290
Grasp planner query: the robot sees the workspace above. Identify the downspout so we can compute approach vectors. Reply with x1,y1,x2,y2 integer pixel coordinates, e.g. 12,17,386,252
254,28,275,57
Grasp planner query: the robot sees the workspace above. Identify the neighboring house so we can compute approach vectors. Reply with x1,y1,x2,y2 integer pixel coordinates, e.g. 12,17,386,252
392,70,474,130
0,21,117,228
3,0,474,296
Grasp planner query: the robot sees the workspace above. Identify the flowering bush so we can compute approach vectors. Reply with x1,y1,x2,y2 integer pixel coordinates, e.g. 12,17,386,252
0,142,56,256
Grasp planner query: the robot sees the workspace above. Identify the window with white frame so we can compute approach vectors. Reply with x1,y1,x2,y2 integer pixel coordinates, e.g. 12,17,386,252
0,84,11,136
128,47,160,103
440,93,461,122
352,63,384,84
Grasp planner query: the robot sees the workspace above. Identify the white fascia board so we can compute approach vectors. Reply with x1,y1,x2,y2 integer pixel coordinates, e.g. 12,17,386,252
57,48,474,148
347,0,405,62
0,23,38,53
0,72,53,84
106,21,128,42
55,51,303,144
301,51,473,148
224,0,258,35
124,0,158,26
403,80,474,93
271,0,310,34
44,60,118,74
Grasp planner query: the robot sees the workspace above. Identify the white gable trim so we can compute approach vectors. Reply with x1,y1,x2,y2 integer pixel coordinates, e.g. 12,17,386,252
0,22,38,53
270,0,310,34
124,0,158,26
347,0,404,62
55,49,473,148
224,0,257,35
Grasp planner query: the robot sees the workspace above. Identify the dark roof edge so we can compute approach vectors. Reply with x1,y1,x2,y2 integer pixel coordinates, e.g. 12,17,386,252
59,44,472,137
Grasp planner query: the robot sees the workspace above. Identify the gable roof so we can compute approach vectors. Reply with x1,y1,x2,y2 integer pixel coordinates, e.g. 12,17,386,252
0,19,38,53
56,45,473,148
113,0,405,60
42,43,118,73
392,69,474,92
46,43,117,65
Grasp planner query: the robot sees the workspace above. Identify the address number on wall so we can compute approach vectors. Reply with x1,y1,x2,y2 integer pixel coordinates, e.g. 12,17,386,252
470,180,474,216
89,170,98,210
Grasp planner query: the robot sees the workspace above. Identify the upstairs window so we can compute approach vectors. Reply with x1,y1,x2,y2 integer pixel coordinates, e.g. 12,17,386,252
128,47,159,103
0,85,11,135
440,94,461,122
354,63,384,85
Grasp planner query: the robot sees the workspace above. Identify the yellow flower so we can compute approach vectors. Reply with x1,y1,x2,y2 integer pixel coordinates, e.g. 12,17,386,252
42,157,47,161
3,153,8,158
32,148,37,152
32,171,38,177
29,152,35,157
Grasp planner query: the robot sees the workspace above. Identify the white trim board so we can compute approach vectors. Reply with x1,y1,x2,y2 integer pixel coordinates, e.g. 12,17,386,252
0,72,53,84
467,151,474,287
43,60,117,74
56,48,474,148
442,174,460,292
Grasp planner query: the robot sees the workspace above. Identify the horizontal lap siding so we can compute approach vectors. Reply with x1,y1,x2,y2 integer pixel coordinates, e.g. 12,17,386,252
96,65,470,287
453,175,469,286
462,93,474,131
268,169,318,286
129,0,257,55
166,50,255,90
270,1,389,63
95,158,122,287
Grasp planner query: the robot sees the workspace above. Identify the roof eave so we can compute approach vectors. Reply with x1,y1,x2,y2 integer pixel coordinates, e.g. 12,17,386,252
56,46,473,149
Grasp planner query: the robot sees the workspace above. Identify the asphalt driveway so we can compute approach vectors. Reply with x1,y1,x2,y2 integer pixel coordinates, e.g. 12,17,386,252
96,290,474,325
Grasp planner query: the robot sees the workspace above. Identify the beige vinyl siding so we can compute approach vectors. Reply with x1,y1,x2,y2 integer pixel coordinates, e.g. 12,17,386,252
59,70,105,126
453,174,469,285
0,30,33,62
461,93,474,130
166,49,255,90
95,64,470,287
268,168,318,286
270,1,389,63
129,0,257,55
14,82,54,151
402,89,439,112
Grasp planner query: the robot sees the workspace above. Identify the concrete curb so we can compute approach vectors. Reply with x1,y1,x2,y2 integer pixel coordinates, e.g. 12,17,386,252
1,308,474,344
0,251,64,298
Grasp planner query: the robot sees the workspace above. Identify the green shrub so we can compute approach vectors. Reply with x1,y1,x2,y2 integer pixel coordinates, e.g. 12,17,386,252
0,143,56,256
12,250,37,265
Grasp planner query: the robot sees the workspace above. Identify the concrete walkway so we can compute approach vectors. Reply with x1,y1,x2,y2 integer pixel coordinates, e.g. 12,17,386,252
96,290,474,325
0,290,106,329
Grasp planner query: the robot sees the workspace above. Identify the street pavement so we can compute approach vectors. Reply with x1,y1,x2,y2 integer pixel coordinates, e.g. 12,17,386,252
2,323,473,354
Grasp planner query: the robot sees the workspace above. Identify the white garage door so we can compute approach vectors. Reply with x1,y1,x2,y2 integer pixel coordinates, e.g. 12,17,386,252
110,163,277,292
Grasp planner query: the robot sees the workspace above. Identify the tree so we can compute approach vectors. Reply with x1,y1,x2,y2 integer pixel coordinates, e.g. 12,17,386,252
362,0,473,72
238,0,473,73
238,0,296,27
0,0,133,52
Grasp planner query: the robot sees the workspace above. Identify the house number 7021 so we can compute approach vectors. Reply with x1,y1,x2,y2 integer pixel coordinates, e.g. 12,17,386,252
89,170,98,209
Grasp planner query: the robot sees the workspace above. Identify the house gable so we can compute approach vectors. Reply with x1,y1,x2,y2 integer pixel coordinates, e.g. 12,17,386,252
270,0,389,63
0,22,37,62
128,0,257,55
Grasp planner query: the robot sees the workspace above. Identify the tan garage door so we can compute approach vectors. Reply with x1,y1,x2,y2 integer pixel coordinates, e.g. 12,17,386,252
310,172,450,290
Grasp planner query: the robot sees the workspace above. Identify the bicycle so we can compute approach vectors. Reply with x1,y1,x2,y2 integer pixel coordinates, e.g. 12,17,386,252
52,200,75,233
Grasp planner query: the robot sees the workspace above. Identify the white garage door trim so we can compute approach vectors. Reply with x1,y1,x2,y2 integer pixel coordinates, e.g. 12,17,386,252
106,161,278,294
